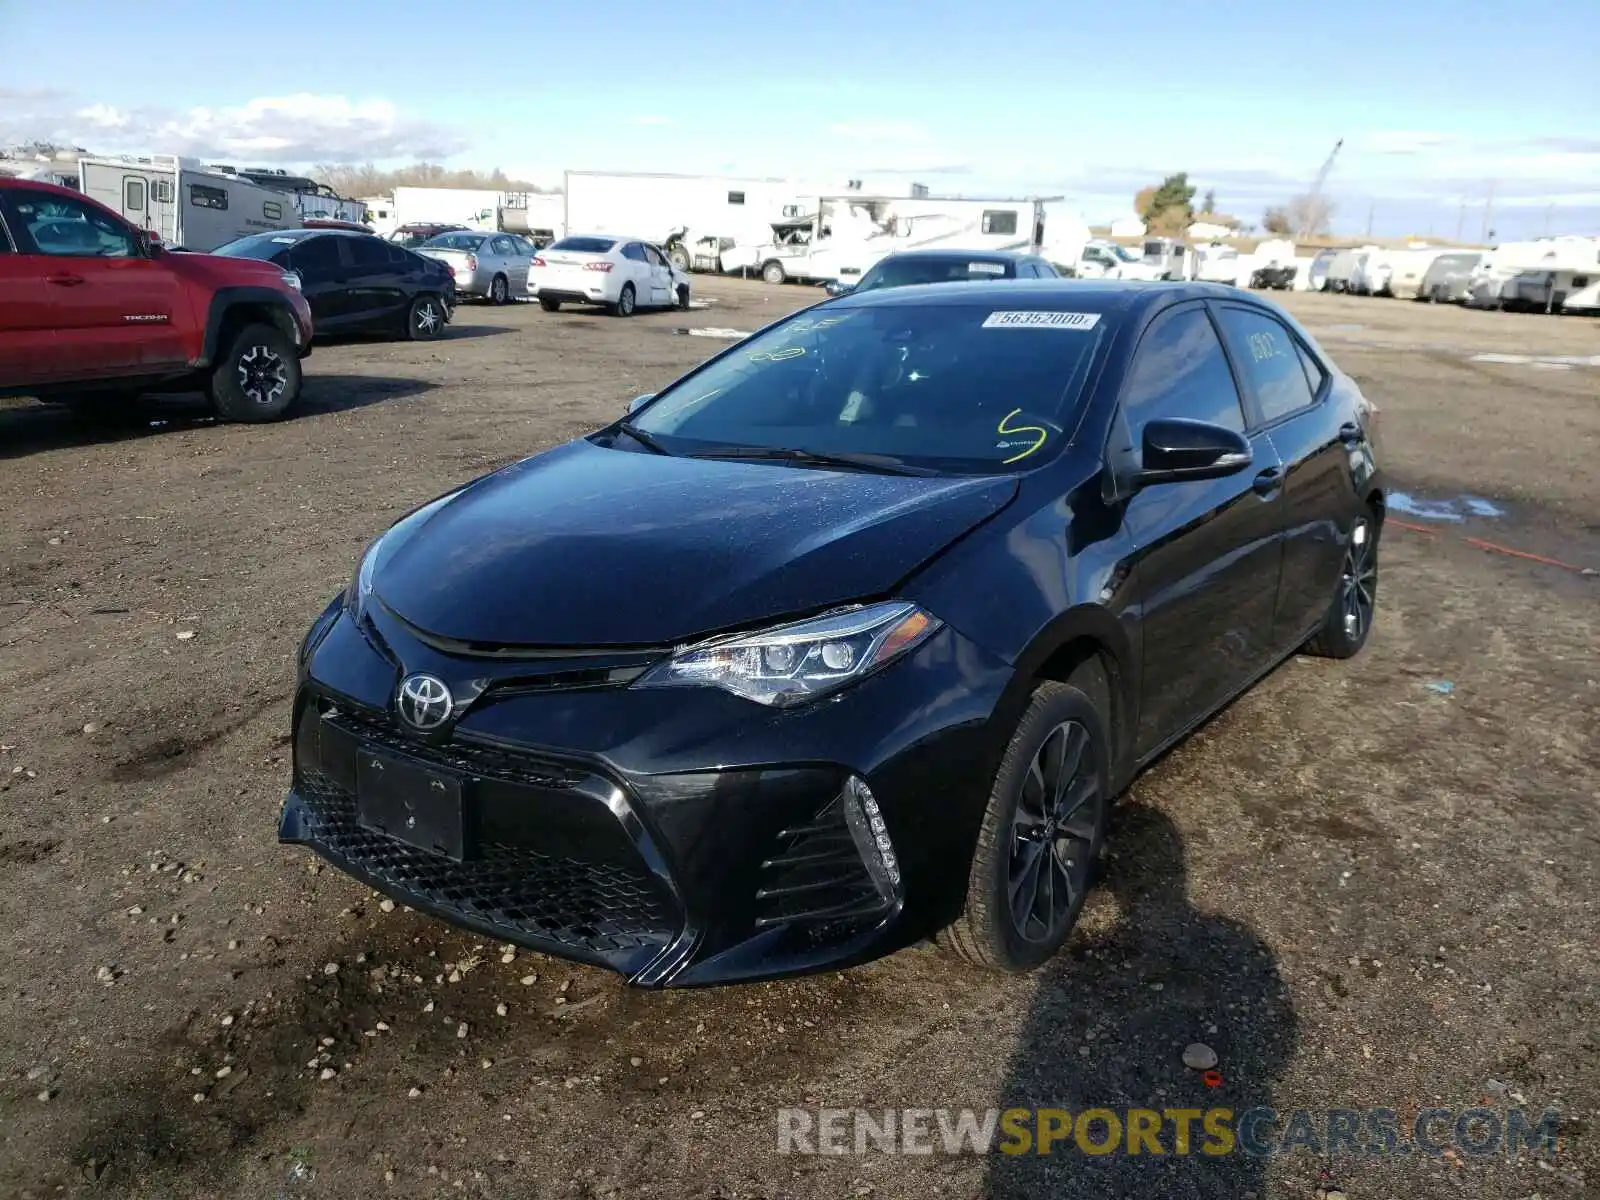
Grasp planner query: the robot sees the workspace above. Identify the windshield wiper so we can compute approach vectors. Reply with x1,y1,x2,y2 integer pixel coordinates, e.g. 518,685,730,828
616,421,672,456
685,444,934,476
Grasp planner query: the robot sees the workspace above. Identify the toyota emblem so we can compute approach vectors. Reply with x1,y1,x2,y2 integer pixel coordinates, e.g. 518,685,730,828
396,673,453,731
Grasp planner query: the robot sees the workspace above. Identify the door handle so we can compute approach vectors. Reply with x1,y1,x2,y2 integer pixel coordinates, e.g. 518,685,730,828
1338,421,1363,445
1252,467,1284,497
46,274,86,287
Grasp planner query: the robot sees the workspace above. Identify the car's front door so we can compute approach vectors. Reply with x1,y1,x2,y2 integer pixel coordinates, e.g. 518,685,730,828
3,190,186,377
1211,302,1360,651
1115,302,1288,757
490,236,527,294
643,244,674,305
288,235,349,329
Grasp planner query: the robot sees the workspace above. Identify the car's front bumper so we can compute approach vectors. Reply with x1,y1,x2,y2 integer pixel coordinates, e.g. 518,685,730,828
281,598,1014,986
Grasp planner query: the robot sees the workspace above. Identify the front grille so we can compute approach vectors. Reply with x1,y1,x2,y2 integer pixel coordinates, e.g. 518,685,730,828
328,705,581,791
754,795,893,932
296,771,678,961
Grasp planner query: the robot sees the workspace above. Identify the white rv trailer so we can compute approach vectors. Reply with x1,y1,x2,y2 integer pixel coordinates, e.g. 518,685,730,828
78,155,303,251
722,194,1057,285
564,170,800,272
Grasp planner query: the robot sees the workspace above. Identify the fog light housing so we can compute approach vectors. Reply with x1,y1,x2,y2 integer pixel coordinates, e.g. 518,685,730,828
841,775,901,903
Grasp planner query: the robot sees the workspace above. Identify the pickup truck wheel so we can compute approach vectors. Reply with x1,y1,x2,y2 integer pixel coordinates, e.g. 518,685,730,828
667,244,690,272
407,294,445,340
209,322,300,423
761,260,787,286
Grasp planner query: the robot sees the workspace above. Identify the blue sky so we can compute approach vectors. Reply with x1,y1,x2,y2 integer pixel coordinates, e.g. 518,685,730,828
4,0,1597,240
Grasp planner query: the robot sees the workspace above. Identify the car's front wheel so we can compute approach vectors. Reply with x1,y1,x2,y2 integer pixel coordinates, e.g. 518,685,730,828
944,678,1110,972
1304,510,1380,658
209,322,300,422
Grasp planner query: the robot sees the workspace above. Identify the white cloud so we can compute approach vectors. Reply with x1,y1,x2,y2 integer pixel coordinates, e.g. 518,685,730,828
3,92,468,164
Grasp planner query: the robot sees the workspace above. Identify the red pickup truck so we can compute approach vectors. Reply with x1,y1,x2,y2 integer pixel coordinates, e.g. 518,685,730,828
0,177,314,422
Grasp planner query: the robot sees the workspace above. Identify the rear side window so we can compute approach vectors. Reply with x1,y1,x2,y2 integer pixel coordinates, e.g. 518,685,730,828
385,242,412,266
290,236,343,274
490,236,515,255
550,236,616,254
349,236,389,268
1296,343,1328,396
1121,307,1246,433
1213,306,1316,423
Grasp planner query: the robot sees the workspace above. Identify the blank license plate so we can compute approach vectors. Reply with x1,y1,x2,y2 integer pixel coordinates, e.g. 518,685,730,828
355,748,465,860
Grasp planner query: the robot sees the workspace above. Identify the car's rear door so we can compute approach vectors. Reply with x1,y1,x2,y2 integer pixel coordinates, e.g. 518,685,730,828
1211,302,1361,651
4,189,186,377
0,204,59,385
345,234,402,327
1114,301,1287,757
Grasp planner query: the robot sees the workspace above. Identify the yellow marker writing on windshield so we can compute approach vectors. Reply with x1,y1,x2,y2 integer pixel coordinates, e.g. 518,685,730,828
997,408,1048,464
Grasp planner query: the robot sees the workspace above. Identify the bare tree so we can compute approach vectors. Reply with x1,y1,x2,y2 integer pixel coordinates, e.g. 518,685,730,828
1261,206,1292,235
312,162,554,196
1286,192,1336,236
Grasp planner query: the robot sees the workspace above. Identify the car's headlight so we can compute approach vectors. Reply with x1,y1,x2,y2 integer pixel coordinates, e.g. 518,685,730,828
637,602,942,707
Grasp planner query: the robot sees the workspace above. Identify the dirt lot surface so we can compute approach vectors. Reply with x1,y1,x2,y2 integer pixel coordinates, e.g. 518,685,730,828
2,281,1596,1199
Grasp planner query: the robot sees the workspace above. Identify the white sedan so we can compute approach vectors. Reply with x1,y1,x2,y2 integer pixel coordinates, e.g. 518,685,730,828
528,235,691,316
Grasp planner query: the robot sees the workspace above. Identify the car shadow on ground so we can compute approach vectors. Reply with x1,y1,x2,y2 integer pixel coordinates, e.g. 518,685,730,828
985,803,1298,1199
0,375,437,459
312,324,510,346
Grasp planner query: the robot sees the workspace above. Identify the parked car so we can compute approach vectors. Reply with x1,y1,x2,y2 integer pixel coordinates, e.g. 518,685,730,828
213,229,455,341
826,249,1059,297
528,235,692,316
416,230,536,305
1060,240,1165,281
388,223,468,248
0,176,313,421
282,279,1384,987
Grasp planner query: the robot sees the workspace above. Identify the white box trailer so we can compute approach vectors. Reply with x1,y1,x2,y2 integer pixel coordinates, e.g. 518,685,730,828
79,155,303,251
391,187,503,232
563,170,800,271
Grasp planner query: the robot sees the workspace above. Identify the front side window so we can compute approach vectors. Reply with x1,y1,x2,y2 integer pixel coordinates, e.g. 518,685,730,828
1213,307,1315,423
1121,307,1246,433
5,194,135,258
622,242,648,262
629,301,1108,474
644,245,667,267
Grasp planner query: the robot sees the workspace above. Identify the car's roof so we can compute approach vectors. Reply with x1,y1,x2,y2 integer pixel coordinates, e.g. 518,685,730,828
832,278,1240,314
876,248,1039,262
0,176,85,198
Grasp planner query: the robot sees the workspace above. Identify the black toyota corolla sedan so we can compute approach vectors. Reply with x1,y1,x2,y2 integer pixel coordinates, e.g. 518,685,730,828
283,280,1383,987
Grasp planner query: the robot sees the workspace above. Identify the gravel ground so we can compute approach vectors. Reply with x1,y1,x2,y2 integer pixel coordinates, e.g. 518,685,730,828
1,281,1596,1199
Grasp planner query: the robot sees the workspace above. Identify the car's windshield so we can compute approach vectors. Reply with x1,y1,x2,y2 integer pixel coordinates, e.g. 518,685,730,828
212,231,302,259
855,256,1015,293
628,301,1107,474
549,236,617,254
424,233,486,251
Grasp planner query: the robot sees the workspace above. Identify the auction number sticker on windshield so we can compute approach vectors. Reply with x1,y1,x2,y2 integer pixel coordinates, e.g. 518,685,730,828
968,262,1007,275
982,310,1101,330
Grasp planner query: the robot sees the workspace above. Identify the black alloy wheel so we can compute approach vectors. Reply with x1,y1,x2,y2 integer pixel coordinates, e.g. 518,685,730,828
408,294,445,340
1008,720,1104,945
1305,513,1379,658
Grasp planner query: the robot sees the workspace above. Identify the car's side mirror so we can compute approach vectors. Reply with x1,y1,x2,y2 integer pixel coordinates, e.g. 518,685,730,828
1133,418,1252,486
626,393,653,415
140,229,164,256
825,280,853,296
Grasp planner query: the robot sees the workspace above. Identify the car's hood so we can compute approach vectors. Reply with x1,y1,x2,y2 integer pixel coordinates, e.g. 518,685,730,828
374,439,1017,647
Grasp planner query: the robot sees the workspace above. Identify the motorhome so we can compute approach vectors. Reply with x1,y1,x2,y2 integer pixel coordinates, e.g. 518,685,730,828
1140,236,1188,281
1490,236,1600,312
78,155,304,251
723,195,1054,286
564,170,799,272
212,167,367,225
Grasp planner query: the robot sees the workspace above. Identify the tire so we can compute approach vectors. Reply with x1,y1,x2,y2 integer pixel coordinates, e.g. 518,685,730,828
610,283,636,318
488,274,509,306
1303,509,1380,659
407,294,445,340
942,677,1111,973
676,284,691,310
539,297,562,312
761,259,787,286
208,322,300,423
667,244,691,272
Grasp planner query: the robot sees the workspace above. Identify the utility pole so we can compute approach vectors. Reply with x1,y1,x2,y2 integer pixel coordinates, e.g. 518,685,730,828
1481,180,1496,243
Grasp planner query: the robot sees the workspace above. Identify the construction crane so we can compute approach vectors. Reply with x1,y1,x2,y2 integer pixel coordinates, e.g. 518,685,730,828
1298,138,1343,239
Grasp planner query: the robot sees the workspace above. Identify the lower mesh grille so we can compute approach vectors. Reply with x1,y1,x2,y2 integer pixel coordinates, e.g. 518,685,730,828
754,795,893,931
296,771,678,959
